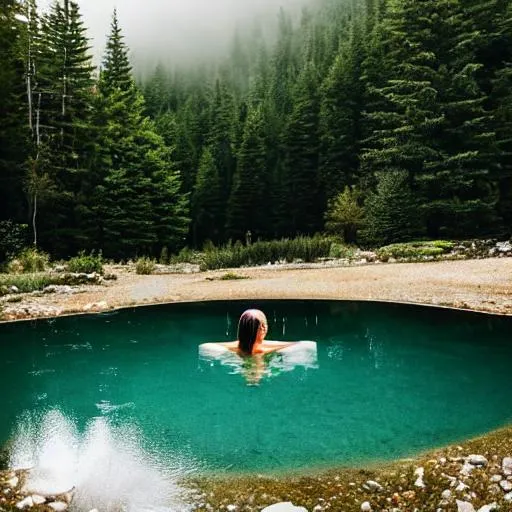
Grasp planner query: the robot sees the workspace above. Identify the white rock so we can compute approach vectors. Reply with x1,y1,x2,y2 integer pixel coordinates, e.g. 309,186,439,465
456,500,476,512
460,462,474,475
500,479,512,492
31,494,46,505
490,474,502,483
261,503,308,512
414,467,425,488
456,482,469,492
468,455,488,467
503,457,512,476
504,491,512,501
16,497,34,509
9,285,19,293
361,502,372,512
477,503,498,512
7,476,19,488
363,480,383,492
496,241,512,253
227,505,237,512
441,490,452,500
439,457,447,465
88,509,99,512
48,502,68,511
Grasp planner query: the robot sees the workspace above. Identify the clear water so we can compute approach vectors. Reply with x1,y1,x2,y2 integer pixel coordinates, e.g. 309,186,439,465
1,300,511,476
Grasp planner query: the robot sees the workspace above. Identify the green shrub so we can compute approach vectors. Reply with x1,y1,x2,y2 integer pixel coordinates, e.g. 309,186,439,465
7,247,49,273
135,257,156,275
218,272,249,280
68,251,104,274
199,235,334,270
0,220,29,265
0,273,60,296
377,241,454,261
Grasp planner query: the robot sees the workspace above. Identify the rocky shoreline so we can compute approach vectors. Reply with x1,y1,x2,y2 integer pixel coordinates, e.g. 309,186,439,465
1,426,511,511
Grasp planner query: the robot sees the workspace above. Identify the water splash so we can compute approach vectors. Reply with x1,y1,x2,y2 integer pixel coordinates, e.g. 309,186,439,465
8,409,192,511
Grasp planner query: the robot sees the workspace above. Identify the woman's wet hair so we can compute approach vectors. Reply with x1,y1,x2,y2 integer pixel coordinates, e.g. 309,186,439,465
237,310,262,355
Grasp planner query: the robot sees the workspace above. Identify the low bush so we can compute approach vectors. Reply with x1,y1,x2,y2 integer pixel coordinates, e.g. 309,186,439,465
68,251,104,274
135,257,156,275
199,236,335,270
377,241,455,262
7,247,50,273
0,273,61,296
218,272,249,280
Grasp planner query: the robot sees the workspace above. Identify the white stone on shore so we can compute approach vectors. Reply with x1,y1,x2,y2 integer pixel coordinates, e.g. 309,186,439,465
489,475,502,483
363,480,383,492
414,467,425,488
504,491,512,501
227,505,237,511
460,462,474,475
48,501,68,511
456,482,469,492
7,476,19,488
456,500,476,512
477,503,498,512
360,502,372,512
500,479,512,492
31,494,46,505
262,503,308,512
468,455,488,467
441,490,452,500
503,457,512,476
16,496,33,509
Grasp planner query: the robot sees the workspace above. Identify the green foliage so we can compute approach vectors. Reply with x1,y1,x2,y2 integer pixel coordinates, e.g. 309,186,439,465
376,241,455,262
0,221,29,264
0,273,61,296
199,236,333,270
218,272,249,281
135,257,156,275
363,170,423,246
68,251,104,274
325,187,365,243
7,248,49,273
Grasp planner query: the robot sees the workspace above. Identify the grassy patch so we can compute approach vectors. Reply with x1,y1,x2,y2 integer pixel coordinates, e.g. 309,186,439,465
0,273,62,296
377,240,455,262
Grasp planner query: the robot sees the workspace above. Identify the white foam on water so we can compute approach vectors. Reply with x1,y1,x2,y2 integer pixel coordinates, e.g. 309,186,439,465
9,409,193,512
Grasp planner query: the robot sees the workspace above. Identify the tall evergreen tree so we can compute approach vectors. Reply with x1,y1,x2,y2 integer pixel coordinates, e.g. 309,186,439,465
93,11,189,258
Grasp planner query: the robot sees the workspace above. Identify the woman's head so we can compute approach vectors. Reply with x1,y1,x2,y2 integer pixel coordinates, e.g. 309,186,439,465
237,309,267,355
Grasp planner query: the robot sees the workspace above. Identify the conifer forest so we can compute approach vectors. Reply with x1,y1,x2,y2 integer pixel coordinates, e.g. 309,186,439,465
1,0,511,260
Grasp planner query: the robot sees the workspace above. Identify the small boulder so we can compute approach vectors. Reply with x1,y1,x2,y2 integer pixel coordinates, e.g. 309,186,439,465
9,285,19,294
48,501,68,512
489,475,502,483
477,503,498,512
31,495,46,505
363,480,383,492
468,455,488,467
456,500,475,512
360,502,372,512
496,241,512,253
441,490,452,500
16,497,34,510
503,457,512,476
414,467,426,488
262,503,308,512
500,480,512,492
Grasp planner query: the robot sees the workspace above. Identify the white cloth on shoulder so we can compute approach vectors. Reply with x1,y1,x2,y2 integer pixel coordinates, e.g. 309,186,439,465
198,340,318,375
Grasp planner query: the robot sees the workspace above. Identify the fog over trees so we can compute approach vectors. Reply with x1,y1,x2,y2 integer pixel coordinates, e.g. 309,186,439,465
36,0,312,69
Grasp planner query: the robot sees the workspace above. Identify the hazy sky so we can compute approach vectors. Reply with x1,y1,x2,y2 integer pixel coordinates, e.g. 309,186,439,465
37,0,310,70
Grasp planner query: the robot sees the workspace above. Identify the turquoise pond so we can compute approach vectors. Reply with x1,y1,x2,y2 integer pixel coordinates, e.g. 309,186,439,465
1,300,511,474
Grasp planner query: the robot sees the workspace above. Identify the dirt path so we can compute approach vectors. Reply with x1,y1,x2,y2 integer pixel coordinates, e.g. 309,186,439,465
6,257,510,320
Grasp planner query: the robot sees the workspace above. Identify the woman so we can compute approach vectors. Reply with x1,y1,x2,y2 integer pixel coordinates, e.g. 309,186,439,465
220,309,297,356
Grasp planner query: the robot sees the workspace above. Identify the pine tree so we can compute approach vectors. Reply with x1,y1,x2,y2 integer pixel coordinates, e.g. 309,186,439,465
226,106,270,241
191,146,224,245
319,20,364,202
34,0,96,255
93,11,189,258
282,61,322,235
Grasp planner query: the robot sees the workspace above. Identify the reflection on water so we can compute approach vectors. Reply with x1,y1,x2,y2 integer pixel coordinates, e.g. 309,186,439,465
9,409,189,512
